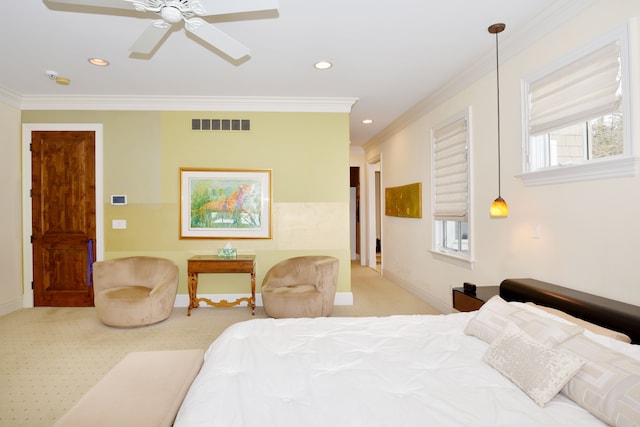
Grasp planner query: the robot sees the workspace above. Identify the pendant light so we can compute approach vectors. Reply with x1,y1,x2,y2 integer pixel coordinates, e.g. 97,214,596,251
489,23,509,218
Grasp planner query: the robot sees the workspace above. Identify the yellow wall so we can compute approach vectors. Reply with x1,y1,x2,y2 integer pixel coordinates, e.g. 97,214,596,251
0,102,22,314
21,110,352,296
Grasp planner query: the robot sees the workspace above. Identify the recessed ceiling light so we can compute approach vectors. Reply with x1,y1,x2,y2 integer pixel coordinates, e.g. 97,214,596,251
88,57,109,66
314,61,332,70
362,119,373,124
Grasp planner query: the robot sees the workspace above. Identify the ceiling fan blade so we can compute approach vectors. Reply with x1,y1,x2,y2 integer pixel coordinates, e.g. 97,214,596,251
46,0,135,11
185,18,250,60
195,0,278,16
130,21,172,54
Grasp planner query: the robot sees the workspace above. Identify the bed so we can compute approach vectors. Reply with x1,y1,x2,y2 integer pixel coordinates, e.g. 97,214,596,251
174,278,640,427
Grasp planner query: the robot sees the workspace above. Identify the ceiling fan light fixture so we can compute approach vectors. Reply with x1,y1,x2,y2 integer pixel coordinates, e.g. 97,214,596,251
160,5,183,23
88,57,109,66
314,61,333,70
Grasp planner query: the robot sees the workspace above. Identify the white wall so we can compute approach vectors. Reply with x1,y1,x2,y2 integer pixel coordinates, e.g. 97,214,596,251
364,0,640,312
0,99,23,315
350,146,367,265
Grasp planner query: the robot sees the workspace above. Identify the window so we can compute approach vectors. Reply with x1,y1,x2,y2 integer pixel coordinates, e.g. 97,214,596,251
436,220,468,252
520,23,634,185
529,113,623,171
432,109,470,261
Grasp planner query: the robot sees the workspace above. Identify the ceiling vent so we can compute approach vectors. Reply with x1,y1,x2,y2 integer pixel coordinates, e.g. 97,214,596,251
192,118,251,132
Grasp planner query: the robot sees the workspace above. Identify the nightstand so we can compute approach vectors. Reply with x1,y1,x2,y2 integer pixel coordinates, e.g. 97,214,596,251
452,286,499,312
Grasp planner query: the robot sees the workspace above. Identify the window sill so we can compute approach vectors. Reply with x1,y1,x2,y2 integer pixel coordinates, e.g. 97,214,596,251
517,156,638,186
430,250,474,269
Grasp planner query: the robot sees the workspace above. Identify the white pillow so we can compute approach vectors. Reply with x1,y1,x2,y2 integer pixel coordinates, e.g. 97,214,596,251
464,296,584,346
484,323,585,407
560,334,640,426
522,302,632,343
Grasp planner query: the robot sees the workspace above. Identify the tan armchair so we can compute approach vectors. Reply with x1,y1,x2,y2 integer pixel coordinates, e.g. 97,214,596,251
93,256,179,327
261,256,339,318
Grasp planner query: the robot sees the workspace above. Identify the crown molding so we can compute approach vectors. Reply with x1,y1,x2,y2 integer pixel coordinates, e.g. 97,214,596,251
16,94,358,113
0,86,22,109
364,0,597,150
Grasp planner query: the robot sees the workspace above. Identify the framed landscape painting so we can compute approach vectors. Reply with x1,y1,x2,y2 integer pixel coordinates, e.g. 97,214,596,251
180,168,272,239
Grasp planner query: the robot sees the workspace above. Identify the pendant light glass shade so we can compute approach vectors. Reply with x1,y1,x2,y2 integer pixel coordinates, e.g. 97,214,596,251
490,196,509,217
489,23,508,218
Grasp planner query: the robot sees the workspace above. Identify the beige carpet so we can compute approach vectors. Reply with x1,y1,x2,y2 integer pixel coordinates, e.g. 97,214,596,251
0,263,440,427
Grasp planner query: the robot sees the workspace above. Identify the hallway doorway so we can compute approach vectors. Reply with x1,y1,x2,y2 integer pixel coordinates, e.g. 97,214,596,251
366,158,381,272
350,166,360,261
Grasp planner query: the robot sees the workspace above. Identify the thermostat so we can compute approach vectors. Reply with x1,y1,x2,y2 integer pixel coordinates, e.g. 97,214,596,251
111,195,127,205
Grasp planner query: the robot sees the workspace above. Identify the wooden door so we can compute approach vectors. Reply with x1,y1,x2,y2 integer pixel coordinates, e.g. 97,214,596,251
32,131,96,307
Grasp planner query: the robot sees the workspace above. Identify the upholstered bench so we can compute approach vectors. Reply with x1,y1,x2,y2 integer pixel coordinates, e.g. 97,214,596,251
52,349,204,427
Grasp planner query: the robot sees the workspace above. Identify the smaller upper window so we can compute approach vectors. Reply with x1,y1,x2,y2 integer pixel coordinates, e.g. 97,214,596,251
529,113,623,171
520,22,635,185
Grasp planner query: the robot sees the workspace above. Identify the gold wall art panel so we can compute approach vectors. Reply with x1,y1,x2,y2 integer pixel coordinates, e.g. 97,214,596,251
385,182,422,218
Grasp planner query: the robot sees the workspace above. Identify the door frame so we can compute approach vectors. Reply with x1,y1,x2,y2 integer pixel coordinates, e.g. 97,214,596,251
366,155,381,270
21,123,104,308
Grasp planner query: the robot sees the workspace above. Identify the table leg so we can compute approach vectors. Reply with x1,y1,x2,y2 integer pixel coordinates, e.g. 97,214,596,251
187,272,198,316
250,268,256,315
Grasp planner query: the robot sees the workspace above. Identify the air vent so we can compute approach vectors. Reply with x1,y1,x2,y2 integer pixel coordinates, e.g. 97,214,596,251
191,118,251,132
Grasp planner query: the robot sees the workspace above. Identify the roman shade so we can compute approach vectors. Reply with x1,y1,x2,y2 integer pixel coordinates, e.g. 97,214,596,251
527,41,621,136
433,115,469,221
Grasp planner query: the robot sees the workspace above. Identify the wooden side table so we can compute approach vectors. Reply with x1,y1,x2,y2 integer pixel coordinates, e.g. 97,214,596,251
187,255,256,316
452,286,499,312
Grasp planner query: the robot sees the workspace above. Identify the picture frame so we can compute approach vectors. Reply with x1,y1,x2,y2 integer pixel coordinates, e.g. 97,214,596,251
385,182,422,218
180,168,272,239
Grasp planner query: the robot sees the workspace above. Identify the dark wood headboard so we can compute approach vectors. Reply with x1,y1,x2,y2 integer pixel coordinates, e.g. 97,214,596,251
500,278,640,344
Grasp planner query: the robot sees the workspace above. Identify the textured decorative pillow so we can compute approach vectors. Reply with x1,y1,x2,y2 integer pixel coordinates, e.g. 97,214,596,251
560,334,640,426
464,296,584,345
484,324,585,407
525,302,632,344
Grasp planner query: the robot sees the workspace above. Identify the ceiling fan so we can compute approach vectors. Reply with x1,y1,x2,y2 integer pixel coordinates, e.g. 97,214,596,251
47,0,278,59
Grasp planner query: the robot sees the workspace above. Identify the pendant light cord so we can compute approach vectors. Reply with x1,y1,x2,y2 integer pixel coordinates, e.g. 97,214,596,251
495,30,502,198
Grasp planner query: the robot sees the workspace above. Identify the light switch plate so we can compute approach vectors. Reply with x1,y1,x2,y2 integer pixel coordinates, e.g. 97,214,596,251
112,219,127,229
532,223,541,239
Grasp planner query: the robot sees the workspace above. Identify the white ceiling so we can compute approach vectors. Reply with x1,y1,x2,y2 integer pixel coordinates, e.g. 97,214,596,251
0,0,593,146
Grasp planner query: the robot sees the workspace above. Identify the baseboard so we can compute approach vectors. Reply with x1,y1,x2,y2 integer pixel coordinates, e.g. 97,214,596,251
382,269,453,314
0,297,24,316
334,292,354,305
1,292,354,311
174,292,354,308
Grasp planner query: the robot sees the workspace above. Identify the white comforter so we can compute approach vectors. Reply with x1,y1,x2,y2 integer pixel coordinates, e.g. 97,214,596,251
175,313,607,427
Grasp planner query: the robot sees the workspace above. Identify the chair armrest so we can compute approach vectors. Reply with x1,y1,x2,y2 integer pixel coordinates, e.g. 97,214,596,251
149,266,179,297
313,258,339,293
92,259,129,292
